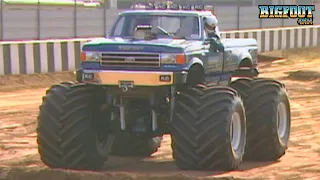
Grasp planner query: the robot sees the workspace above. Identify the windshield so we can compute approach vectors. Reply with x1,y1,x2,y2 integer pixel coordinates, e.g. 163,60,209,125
109,14,200,40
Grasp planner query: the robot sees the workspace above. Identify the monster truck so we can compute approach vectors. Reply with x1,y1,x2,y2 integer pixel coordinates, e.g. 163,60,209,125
37,7,291,171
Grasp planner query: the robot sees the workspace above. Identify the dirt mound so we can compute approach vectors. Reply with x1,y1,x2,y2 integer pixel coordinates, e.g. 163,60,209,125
0,72,74,92
257,54,283,62
258,46,320,62
0,168,243,180
285,70,320,81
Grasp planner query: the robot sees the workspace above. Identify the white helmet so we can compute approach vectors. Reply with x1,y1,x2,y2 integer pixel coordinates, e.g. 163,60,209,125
205,15,218,33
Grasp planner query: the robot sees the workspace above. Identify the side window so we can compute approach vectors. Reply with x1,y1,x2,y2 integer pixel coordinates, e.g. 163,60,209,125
113,17,125,36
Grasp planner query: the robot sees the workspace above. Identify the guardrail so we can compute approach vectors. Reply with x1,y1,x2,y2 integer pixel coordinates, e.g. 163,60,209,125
0,25,319,75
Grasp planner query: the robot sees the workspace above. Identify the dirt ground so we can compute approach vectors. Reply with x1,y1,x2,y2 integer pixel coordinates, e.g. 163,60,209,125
0,47,320,180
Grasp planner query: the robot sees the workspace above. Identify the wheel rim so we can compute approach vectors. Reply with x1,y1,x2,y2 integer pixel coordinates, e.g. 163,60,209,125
277,102,288,140
230,112,242,152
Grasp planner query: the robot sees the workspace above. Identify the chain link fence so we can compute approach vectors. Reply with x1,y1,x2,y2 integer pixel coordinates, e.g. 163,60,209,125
0,0,319,40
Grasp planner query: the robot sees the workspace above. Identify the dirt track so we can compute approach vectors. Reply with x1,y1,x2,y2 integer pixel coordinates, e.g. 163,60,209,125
0,47,320,180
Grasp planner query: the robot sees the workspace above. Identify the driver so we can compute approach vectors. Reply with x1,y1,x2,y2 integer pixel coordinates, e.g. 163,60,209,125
204,15,224,52
204,15,221,39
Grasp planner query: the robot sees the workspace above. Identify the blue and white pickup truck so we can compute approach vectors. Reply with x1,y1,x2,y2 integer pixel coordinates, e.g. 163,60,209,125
78,9,259,86
37,5,291,172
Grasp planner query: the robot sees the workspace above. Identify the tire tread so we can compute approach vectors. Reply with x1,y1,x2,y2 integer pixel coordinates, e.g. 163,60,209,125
231,78,290,161
172,85,246,170
37,82,106,170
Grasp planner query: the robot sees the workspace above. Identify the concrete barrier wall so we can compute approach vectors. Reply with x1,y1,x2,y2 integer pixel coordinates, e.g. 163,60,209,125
1,4,319,40
0,25,319,75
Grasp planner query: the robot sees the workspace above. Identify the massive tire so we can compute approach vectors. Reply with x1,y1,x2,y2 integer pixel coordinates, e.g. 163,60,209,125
171,85,246,170
37,82,110,170
111,133,162,156
230,78,291,161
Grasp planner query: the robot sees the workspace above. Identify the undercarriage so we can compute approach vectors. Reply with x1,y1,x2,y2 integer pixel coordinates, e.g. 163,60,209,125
36,72,291,171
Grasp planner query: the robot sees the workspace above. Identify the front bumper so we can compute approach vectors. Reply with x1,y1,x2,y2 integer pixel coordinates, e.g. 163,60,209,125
75,69,187,86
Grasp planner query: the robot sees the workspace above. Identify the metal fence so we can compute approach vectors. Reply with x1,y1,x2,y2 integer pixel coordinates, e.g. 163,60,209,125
0,0,319,41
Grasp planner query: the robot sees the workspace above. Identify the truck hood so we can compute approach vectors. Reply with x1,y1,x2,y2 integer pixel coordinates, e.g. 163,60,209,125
82,37,195,53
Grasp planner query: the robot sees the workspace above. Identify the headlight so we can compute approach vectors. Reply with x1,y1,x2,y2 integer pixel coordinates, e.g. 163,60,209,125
160,53,186,64
80,51,100,62
160,54,176,64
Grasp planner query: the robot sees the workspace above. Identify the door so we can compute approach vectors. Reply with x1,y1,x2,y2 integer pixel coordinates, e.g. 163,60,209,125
205,50,223,74
202,41,224,83
222,49,238,72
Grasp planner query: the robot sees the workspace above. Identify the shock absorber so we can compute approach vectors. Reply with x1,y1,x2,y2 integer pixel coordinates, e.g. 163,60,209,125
149,94,157,131
108,94,126,131
119,97,126,131
169,86,176,122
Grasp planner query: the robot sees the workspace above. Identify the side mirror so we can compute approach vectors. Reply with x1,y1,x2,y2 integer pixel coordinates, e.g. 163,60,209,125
210,33,220,39
204,33,219,43
208,38,224,52
204,38,211,44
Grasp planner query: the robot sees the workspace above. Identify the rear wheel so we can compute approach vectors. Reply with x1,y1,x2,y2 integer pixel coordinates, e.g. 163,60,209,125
37,82,110,170
171,85,246,170
230,78,291,161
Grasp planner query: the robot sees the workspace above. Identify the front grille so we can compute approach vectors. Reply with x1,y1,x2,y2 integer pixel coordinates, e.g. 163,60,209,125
100,52,160,67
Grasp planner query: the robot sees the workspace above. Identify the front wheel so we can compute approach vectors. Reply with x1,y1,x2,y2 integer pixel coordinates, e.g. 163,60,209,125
37,83,110,170
171,85,246,170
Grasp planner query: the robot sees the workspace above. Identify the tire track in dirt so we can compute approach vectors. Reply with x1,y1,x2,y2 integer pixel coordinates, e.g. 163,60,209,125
0,47,320,179
0,90,44,167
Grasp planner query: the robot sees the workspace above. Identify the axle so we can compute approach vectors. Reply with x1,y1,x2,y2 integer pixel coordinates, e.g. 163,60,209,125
107,94,159,133
104,86,176,135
